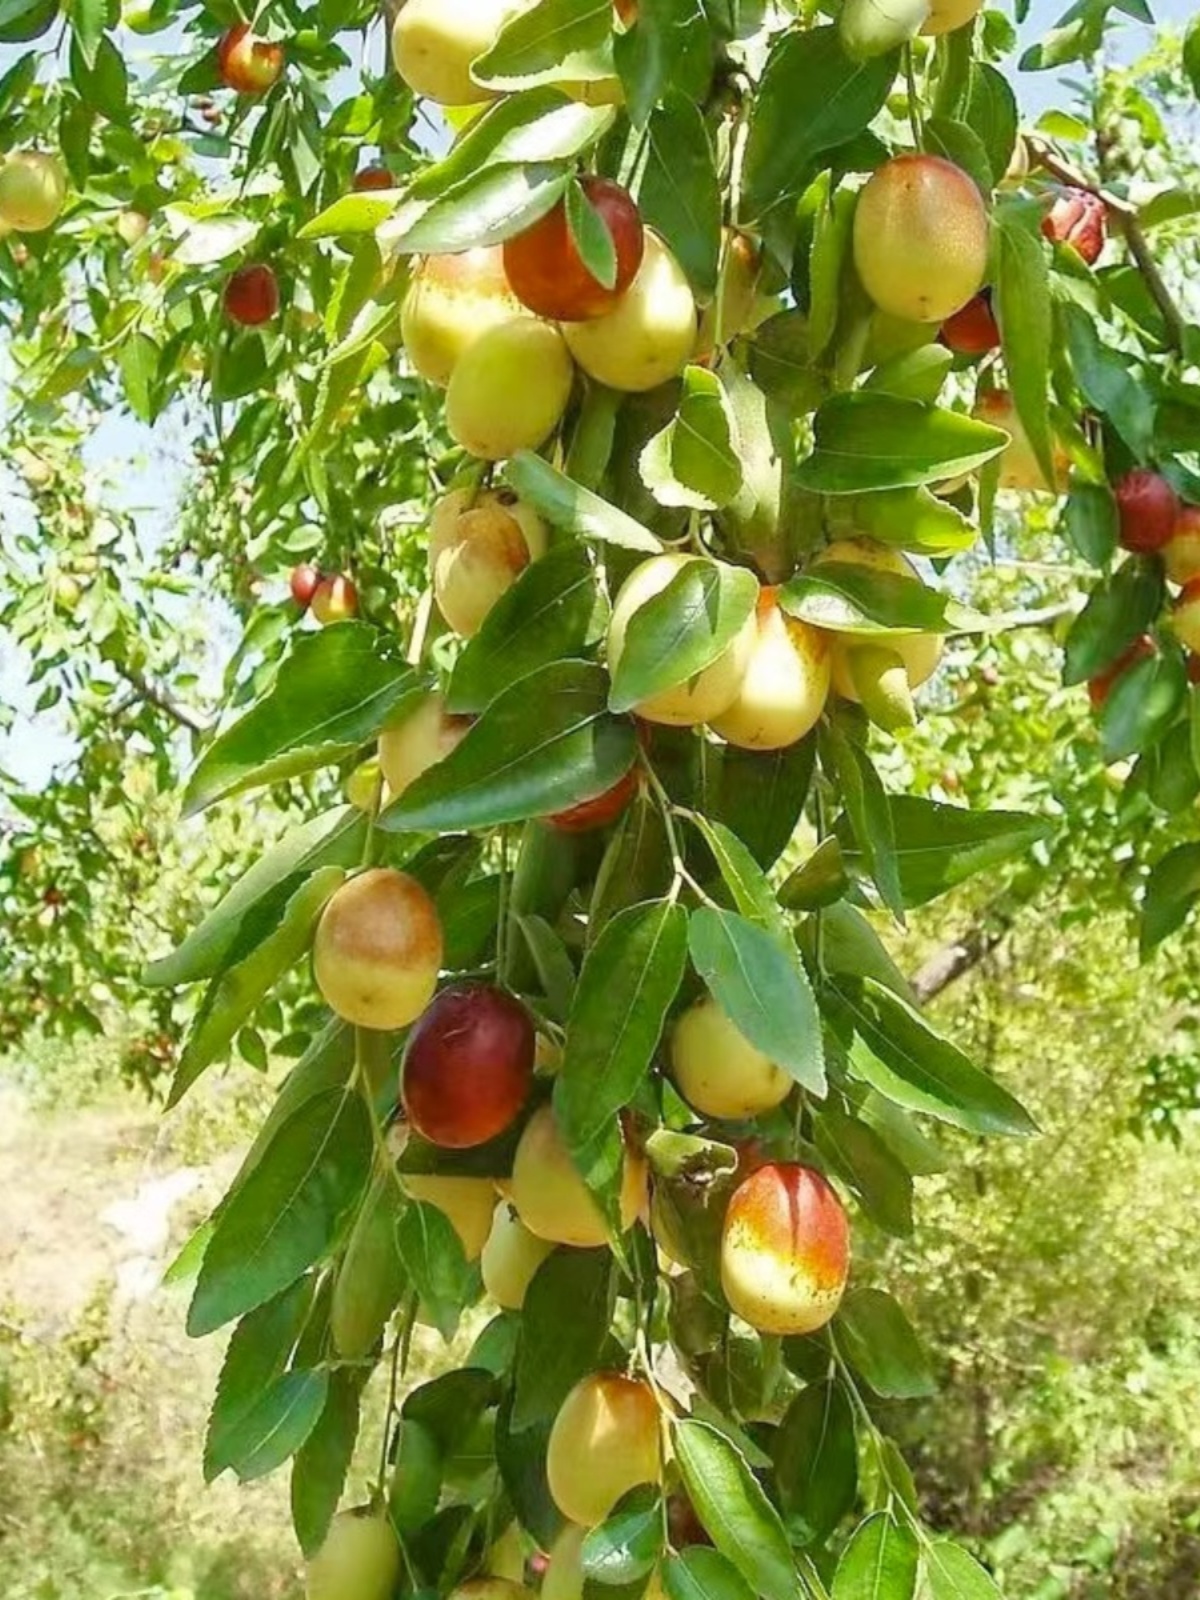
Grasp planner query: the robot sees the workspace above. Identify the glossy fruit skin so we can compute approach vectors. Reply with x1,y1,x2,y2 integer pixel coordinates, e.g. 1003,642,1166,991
511,1103,646,1247
816,539,944,698
1171,579,1200,654
1087,635,1156,709
311,573,359,624
546,1373,662,1526
1164,505,1200,585
0,152,67,233
379,691,470,800
402,1174,496,1260
720,1162,850,1336
391,0,514,105
353,164,394,191
548,766,639,832
920,0,983,32
402,983,535,1149
503,177,645,322
446,318,575,461
670,995,792,1120
1115,469,1180,554
1041,188,1106,265
710,590,831,751
429,488,546,637
313,868,443,1030
223,263,279,327
290,563,321,609
940,291,999,356
607,553,755,727
972,389,1068,493
481,1200,554,1309
563,232,696,392
401,247,529,388
853,155,989,324
306,1510,400,1600
217,24,284,94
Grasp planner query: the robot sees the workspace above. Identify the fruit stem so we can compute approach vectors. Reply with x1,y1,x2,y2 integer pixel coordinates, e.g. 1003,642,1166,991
903,46,924,151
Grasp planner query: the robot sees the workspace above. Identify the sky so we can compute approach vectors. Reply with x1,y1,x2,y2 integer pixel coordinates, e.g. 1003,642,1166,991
1,0,1194,792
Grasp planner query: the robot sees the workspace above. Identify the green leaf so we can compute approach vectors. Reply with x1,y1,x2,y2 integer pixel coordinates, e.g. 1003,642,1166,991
662,1548,757,1600
687,814,788,937
1099,649,1185,760
566,174,618,288
582,1487,664,1585
395,1201,474,1341
711,739,816,870
832,1512,919,1600
1059,479,1118,567
168,867,346,1108
672,1420,798,1600
1184,14,1200,99
298,191,401,241
208,1370,330,1485
1140,841,1200,955
555,899,688,1193
169,211,258,267
69,31,127,120
924,116,993,193
204,1280,314,1483
513,1248,614,1429
741,28,897,223
1062,303,1154,460
384,162,570,255
474,0,614,88
182,625,419,815
688,907,826,1096
837,1287,934,1399
1062,560,1163,685
331,1171,409,1361
796,394,1008,494
640,366,744,512
842,796,1052,907
291,1371,362,1556
823,722,903,919
496,1393,561,1549
815,1103,913,1236
447,542,608,714
188,1088,371,1336
829,976,1038,1137
863,344,955,406
516,913,577,1022
609,560,758,714
504,453,663,552
848,488,977,555
773,1379,858,1545
118,331,159,423
69,0,105,66
781,562,983,636
636,90,723,299
381,661,637,833
922,1542,1003,1600
992,204,1055,488
615,0,714,125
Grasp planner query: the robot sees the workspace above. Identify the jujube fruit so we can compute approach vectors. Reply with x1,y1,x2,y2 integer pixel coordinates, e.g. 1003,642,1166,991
401,246,529,388
1164,505,1200,585
402,1174,497,1261
817,539,944,708
378,692,470,800
720,1162,850,1335
391,0,516,106
972,389,1068,493
353,164,394,191
223,263,279,327
1170,579,1200,654
546,1372,662,1525
921,0,983,31
402,982,535,1149
710,590,831,751
305,1510,400,1600
448,1582,537,1600
503,176,645,322
510,1103,646,1247
217,24,284,94
313,867,443,1030
310,573,359,624
670,995,792,1120
481,1200,554,1309
428,487,547,636
0,152,67,233
940,291,999,356
290,563,321,609
1041,187,1106,265
562,232,696,392
446,318,575,461
853,154,989,324
1115,468,1179,554
547,767,639,832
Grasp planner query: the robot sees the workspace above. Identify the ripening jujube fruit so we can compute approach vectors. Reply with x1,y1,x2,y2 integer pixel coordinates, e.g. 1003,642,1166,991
720,1161,850,1336
401,247,530,388
480,1200,554,1309
563,232,697,392
972,389,1068,493
217,24,284,94
402,1174,497,1261
402,982,535,1149
546,1372,662,1526
446,318,575,461
378,692,470,801
0,152,67,233
607,553,755,727
429,487,547,637
547,766,639,833
1041,187,1107,265
710,590,831,751
290,562,321,609
391,0,516,105
305,1510,400,1600
313,868,443,1030
1170,579,1200,654
1114,468,1179,554
353,164,393,192
670,995,792,1120
503,176,645,321
853,154,989,324
510,1103,646,1247
1164,505,1200,585
223,263,279,327
921,0,983,31
940,291,999,356
310,573,359,624
116,209,149,247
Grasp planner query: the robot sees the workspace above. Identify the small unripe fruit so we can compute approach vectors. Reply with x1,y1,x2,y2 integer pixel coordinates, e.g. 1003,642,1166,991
306,1510,400,1600
1115,468,1179,554
720,1162,849,1336
402,1173,497,1260
403,983,535,1149
0,152,67,233
710,590,831,750
1087,635,1156,709
972,390,1067,493
401,247,529,388
607,553,755,727
353,164,394,191
548,767,639,832
816,539,944,699
563,232,696,392
116,209,150,247
290,562,321,609
510,1103,646,1247
429,488,547,637
391,0,515,105
547,1373,662,1526
481,1201,554,1309
217,24,284,94
503,176,645,322
940,291,999,355
1164,506,1200,586
311,573,359,624
670,996,792,1120
921,0,983,31
1041,187,1106,265
313,867,443,1030
379,692,470,800
223,263,279,327
853,155,989,324
446,318,575,461
1171,579,1200,655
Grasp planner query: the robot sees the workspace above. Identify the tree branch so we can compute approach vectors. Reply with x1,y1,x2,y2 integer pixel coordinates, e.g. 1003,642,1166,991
117,663,209,736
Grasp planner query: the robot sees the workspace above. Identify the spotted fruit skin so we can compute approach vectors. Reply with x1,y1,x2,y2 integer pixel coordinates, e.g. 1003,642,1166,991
313,868,443,1030
720,1161,850,1336
853,155,989,324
